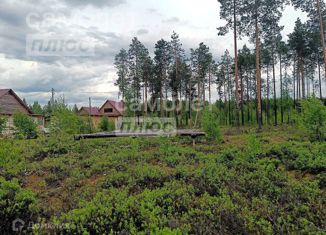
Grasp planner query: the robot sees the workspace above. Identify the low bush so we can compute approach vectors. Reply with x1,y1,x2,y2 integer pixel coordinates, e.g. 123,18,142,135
0,116,6,134
99,116,115,132
51,108,92,135
299,97,326,141
13,112,37,139
201,106,221,141
0,130,325,234
0,177,38,233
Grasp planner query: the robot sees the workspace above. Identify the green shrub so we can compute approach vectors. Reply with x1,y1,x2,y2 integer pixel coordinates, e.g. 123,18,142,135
267,142,326,174
0,141,26,177
201,106,221,141
99,116,115,132
13,112,37,139
0,177,38,233
0,116,6,134
51,108,92,134
299,97,326,141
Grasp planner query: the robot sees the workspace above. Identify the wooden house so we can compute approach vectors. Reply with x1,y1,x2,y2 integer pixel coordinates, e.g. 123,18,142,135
78,100,124,129
0,89,44,132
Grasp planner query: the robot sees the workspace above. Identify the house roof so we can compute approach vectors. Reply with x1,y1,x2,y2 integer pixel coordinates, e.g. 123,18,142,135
109,100,124,114
79,107,102,116
0,89,33,115
0,89,10,97
100,100,124,116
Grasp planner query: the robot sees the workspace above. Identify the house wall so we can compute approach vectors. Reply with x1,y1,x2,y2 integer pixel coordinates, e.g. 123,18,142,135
91,116,102,129
78,109,89,116
0,93,30,114
99,101,121,117
32,116,45,129
92,116,118,130
0,114,44,135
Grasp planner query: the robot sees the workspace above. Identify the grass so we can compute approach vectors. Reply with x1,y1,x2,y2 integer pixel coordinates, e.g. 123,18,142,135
0,126,325,234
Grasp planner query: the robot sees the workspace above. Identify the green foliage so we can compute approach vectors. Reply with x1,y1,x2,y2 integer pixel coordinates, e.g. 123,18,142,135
99,116,115,132
267,142,326,174
299,97,326,141
30,101,43,115
201,106,221,141
51,107,91,135
0,129,325,234
13,112,37,139
0,177,38,233
99,116,109,131
0,116,6,134
0,141,27,177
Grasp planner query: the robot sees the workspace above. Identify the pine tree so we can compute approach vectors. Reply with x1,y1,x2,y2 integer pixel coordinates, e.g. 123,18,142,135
240,0,285,130
288,19,310,99
142,56,154,115
191,43,212,127
128,37,150,116
219,50,234,126
291,0,326,80
114,49,129,100
30,101,43,115
73,104,79,114
170,32,184,125
217,0,244,127
154,39,172,117
276,40,288,123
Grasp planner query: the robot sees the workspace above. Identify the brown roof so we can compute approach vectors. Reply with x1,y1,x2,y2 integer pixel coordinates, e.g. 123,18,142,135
109,100,124,115
100,100,124,116
0,89,10,97
0,89,33,115
79,107,101,116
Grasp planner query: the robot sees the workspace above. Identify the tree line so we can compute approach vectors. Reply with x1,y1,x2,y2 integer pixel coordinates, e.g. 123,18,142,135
114,0,326,129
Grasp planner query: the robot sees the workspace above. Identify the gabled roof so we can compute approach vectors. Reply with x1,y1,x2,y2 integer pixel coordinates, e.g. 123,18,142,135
0,89,33,115
0,89,10,97
99,100,124,116
79,107,102,116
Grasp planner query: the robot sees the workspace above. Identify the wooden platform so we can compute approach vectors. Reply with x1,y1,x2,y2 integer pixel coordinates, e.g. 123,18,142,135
74,129,205,141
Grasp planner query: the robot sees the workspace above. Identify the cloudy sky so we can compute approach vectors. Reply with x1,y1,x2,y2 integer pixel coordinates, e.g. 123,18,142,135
0,0,307,107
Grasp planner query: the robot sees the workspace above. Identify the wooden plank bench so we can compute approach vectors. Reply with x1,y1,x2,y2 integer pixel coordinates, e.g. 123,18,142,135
74,130,206,145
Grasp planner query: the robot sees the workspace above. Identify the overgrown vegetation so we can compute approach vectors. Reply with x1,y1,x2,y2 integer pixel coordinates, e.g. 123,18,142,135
13,112,37,139
299,97,326,141
201,106,221,141
99,116,115,132
0,116,6,134
0,128,325,234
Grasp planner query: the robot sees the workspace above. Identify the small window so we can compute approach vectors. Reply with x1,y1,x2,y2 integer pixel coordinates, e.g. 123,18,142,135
104,108,113,113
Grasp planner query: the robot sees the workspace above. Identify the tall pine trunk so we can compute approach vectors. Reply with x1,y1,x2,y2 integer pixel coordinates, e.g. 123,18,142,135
227,64,232,126
224,80,227,125
194,81,201,128
160,72,163,117
233,0,240,127
255,18,262,130
318,59,323,99
209,65,212,105
240,70,244,126
280,53,284,123
266,64,270,125
272,53,277,126
300,57,305,98
293,59,296,108
246,70,250,124
144,77,148,116
317,0,326,79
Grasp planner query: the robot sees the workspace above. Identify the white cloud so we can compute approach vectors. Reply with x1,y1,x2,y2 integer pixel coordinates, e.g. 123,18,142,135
0,0,309,106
